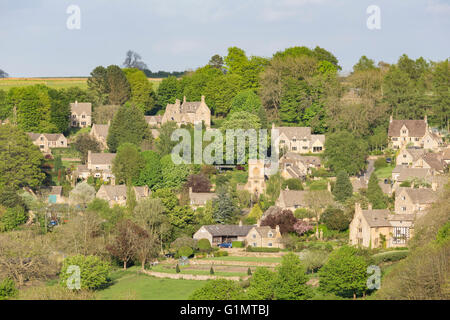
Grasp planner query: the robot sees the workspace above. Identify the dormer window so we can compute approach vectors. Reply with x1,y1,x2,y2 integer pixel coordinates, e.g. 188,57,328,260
268,232,273,238
402,130,407,134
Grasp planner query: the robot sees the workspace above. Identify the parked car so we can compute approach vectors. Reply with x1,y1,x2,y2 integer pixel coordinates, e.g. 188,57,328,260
218,243,232,248
386,158,392,163
164,253,175,259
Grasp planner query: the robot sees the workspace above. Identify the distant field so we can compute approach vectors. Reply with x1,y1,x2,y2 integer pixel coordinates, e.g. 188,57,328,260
0,77,162,91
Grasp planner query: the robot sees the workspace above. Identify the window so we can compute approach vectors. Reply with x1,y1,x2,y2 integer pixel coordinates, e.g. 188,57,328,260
292,139,297,142
253,243,257,247
280,140,285,144
393,227,410,244
82,115,85,119
81,122,86,126
252,234,256,239
302,146,308,150
402,130,407,134
292,147,297,151
402,207,406,211
402,196,406,200
268,243,273,247
268,232,273,238
403,154,407,158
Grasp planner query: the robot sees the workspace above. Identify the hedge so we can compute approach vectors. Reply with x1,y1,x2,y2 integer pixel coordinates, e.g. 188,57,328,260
213,250,229,257
246,246,280,253
372,250,409,265
232,241,244,248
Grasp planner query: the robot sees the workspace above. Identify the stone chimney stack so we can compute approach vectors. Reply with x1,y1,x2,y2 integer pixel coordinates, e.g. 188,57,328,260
87,150,92,164
257,219,261,227
424,115,428,124
107,120,111,126
432,181,437,191
389,115,393,123
183,96,187,103
355,202,361,215
327,181,332,192
239,220,243,227
272,123,275,130
201,95,205,103
368,203,373,211
276,225,280,233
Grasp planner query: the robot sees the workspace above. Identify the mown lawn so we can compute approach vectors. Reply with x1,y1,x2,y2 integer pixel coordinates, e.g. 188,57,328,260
374,165,395,179
206,256,282,263
97,268,205,300
151,264,248,277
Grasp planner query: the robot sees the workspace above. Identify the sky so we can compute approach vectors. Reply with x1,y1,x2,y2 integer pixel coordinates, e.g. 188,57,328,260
0,0,449,77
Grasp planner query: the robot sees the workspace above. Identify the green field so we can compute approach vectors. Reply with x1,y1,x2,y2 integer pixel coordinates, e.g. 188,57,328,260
374,165,395,179
97,269,205,300
0,77,162,91
206,256,282,263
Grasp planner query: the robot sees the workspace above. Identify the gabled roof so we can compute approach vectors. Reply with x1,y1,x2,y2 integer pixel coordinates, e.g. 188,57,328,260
443,148,450,160
91,124,109,138
282,152,321,166
252,226,278,238
278,190,308,207
27,132,66,142
190,192,217,205
396,167,432,182
89,153,116,165
400,187,438,204
420,153,446,171
202,225,253,237
388,119,427,137
70,102,92,116
402,148,426,162
361,209,391,227
145,115,163,124
311,134,325,145
276,127,312,140
98,185,149,200
181,101,202,113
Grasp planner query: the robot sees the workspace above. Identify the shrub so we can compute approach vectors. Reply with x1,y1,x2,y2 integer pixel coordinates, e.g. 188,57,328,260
372,250,409,265
232,241,244,248
197,239,212,252
247,267,252,276
213,250,229,257
302,250,329,274
176,264,181,273
0,278,18,300
177,246,194,258
210,267,214,275
320,208,349,231
374,157,388,169
59,255,111,290
282,179,303,191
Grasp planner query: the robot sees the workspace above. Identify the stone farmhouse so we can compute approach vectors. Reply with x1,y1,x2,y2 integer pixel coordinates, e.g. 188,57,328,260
273,124,325,154
279,152,321,180
411,152,447,173
75,151,116,183
193,221,283,248
145,115,163,128
162,96,211,128
90,123,110,150
391,166,433,191
276,189,309,211
395,186,439,216
70,101,92,128
188,188,217,210
27,133,67,154
388,116,442,150
396,148,426,166
349,203,415,249
96,185,150,207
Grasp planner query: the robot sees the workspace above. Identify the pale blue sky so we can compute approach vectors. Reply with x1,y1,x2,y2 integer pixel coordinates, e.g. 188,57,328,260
0,0,449,77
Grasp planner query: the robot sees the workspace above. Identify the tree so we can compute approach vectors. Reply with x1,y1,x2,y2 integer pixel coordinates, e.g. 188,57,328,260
59,255,111,290
92,105,120,124
69,182,96,208
152,188,178,211
169,205,196,236
208,54,224,70
212,188,236,224
157,76,181,109
282,179,303,191
123,68,155,114
431,60,449,130
324,131,368,175
293,219,313,236
158,154,191,189
353,56,377,72
273,253,313,300
333,170,353,202
204,73,241,115
136,150,162,190
247,204,263,222
320,207,349,231
220,111,261,130
367,172,387,209
0,206,28,232
261,208,296,234
197,239,211,253
185,174,211,193
132,224,159,270
106,65,131,105
190,279,245,300
123,50,148,70
87,66,109,106
107,220,139,269
304,190,335,238
112,143,145,184
155,121,178,156
73,133,102,163
107,104,151,152
0,125,45,190
319,246,369,299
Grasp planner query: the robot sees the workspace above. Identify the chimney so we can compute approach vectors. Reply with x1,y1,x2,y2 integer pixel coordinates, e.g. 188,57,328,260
389,115,393,123
201,95,205,103
355,202,361,214
272,123,275,130
276,225,280,233
75,100,78,107
239,220,243,227
188,187,193,196
368,203,373,211
285,185,289,191
424,115,428,124
87,150,92,163
256,219,261,227
327,181,332,192
183,96,186,103
107,120,111,126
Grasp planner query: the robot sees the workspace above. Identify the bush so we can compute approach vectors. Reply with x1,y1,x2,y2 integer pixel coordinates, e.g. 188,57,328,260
0,278,18,300
59,255,111,290
246,246,280,253
213,250,229,257
372,250,409,265
177,246,194,258
374,157,388,169
303,250,330,274
320,208,349,231
176,264,181,273
197,239,212,252
232,241,244,248
282,179,303,191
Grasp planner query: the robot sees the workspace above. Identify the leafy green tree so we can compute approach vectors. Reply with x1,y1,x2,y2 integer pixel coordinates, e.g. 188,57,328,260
69,182,96,208
190,279,245,300
204,74,242,115
221,111,261,130
136,150,162,190
0,125,45,190
158,154,191,189
319,246,369,299
208,54,225,70
282,179,303,191
180,65,222,101
230,89,262,114
169,205,196,236
156,122,178,156
333,170,353,202
324,131,368,176
247,267,277,300
320,207,349,231
151,188,178,211
106,65,131,105
107,104,151,152
59,255,111,290
157,76,181,109
123,68,155,114
0,206,28,232
431,60,449,130
112,143,145,185
73,133,102,163
273,253,313,300
247,204,263,222
212,188,236,224
353,56,377,72
87,66,109,106
197,238,211,253
367,172,387,209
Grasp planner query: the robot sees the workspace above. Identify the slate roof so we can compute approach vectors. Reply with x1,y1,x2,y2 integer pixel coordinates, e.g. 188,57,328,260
27,133,66,142
403,148,426,162
253,226,277,238
311,134,325,145
91,124,109,138
70,102,92,116
361,209,391,227
282,152,321,166
181,101,202,113
388,119,427,137
443,148,450,160
89,153,116,165
203,225,254,237
276,127,312,140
